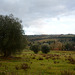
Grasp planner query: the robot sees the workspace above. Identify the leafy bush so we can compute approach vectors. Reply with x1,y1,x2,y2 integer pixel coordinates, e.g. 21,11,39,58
41,44,50,54
30,44,40,54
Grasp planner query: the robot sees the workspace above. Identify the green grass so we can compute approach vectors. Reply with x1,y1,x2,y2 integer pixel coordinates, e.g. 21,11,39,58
0,50,75,75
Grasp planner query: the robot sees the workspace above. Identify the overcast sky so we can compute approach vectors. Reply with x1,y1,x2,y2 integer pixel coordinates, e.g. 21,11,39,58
0,0,75,35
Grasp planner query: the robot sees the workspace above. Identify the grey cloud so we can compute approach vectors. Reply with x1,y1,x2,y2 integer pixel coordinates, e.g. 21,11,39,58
0,0,75,29
29,0,75,17
0,0,75,18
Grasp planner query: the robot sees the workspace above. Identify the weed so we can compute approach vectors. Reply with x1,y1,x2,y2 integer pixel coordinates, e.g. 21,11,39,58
45,56,50,59
42,54,47,57
0,63,2,67
40,63,45,66
32,57,35,59
0,71,6,75
15,65,20,70
60,70,74,75
38,57,43,60
21,63,30,70
68,56,75,64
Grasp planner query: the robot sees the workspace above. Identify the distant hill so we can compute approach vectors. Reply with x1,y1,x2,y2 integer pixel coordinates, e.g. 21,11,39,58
27,34,75,42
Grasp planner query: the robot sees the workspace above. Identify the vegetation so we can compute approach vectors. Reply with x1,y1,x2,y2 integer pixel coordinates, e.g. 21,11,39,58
28,34,75,51
41,44,50,54
0,14,75,75
0,14,27,57
0,50,75,75
30,44,40,54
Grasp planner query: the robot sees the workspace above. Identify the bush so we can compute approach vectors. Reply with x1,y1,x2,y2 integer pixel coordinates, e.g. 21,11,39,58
41,44,50,54
30,44,40,54
61,70,74,75
64,43,74,51
21,63,30,70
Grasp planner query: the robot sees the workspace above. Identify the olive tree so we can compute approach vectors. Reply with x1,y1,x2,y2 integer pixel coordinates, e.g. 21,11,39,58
41,44,50,54
30,44,40,54
0,14,27,57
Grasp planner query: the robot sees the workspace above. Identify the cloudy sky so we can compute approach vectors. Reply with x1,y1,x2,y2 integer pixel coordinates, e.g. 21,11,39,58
0,0,75,35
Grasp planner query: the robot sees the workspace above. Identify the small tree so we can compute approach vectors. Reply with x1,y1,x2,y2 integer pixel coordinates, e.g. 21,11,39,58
0,14,27,57
50,41,62,50
30,44,40,54
64,42,74,51
41,44,50,54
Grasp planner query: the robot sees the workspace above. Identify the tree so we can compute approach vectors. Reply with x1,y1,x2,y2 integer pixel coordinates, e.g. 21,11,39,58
50,41,63,50
64,42,74,51
30,44,40,54
41,44,50,54
0,14,27,57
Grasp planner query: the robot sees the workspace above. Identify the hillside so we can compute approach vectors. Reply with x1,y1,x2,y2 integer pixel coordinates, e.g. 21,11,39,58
27,34,75,42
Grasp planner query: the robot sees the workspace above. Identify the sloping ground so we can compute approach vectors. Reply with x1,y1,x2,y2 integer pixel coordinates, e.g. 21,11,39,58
0,51,75,75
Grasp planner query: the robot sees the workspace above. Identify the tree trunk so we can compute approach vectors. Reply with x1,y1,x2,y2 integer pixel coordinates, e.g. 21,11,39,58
3,51,11,57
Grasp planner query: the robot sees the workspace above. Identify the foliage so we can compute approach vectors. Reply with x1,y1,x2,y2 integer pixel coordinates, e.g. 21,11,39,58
50,41,63,50
64,42,75,50
0,14,27,57
28,35,75,51
41,44,50,54
30,44,40,54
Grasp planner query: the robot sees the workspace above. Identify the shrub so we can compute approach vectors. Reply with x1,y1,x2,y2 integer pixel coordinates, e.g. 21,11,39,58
30,44,40,54
21,63,30,70
0,71,6,75
41,44,50,54
38,57,43,60
61,70,74,75
67,56,75,64
15,65,20,70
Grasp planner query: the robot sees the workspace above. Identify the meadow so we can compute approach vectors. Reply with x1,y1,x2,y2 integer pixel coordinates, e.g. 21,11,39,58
0,50,75,75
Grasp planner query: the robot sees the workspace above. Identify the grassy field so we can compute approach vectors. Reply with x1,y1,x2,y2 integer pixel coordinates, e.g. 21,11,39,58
0,50,75,75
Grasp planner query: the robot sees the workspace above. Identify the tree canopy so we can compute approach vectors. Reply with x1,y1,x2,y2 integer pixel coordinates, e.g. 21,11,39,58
0,14,27,57
41,44,50,54
30,44,40,54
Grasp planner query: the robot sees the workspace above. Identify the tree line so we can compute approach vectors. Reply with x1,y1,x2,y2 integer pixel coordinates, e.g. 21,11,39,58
28,35,75,53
